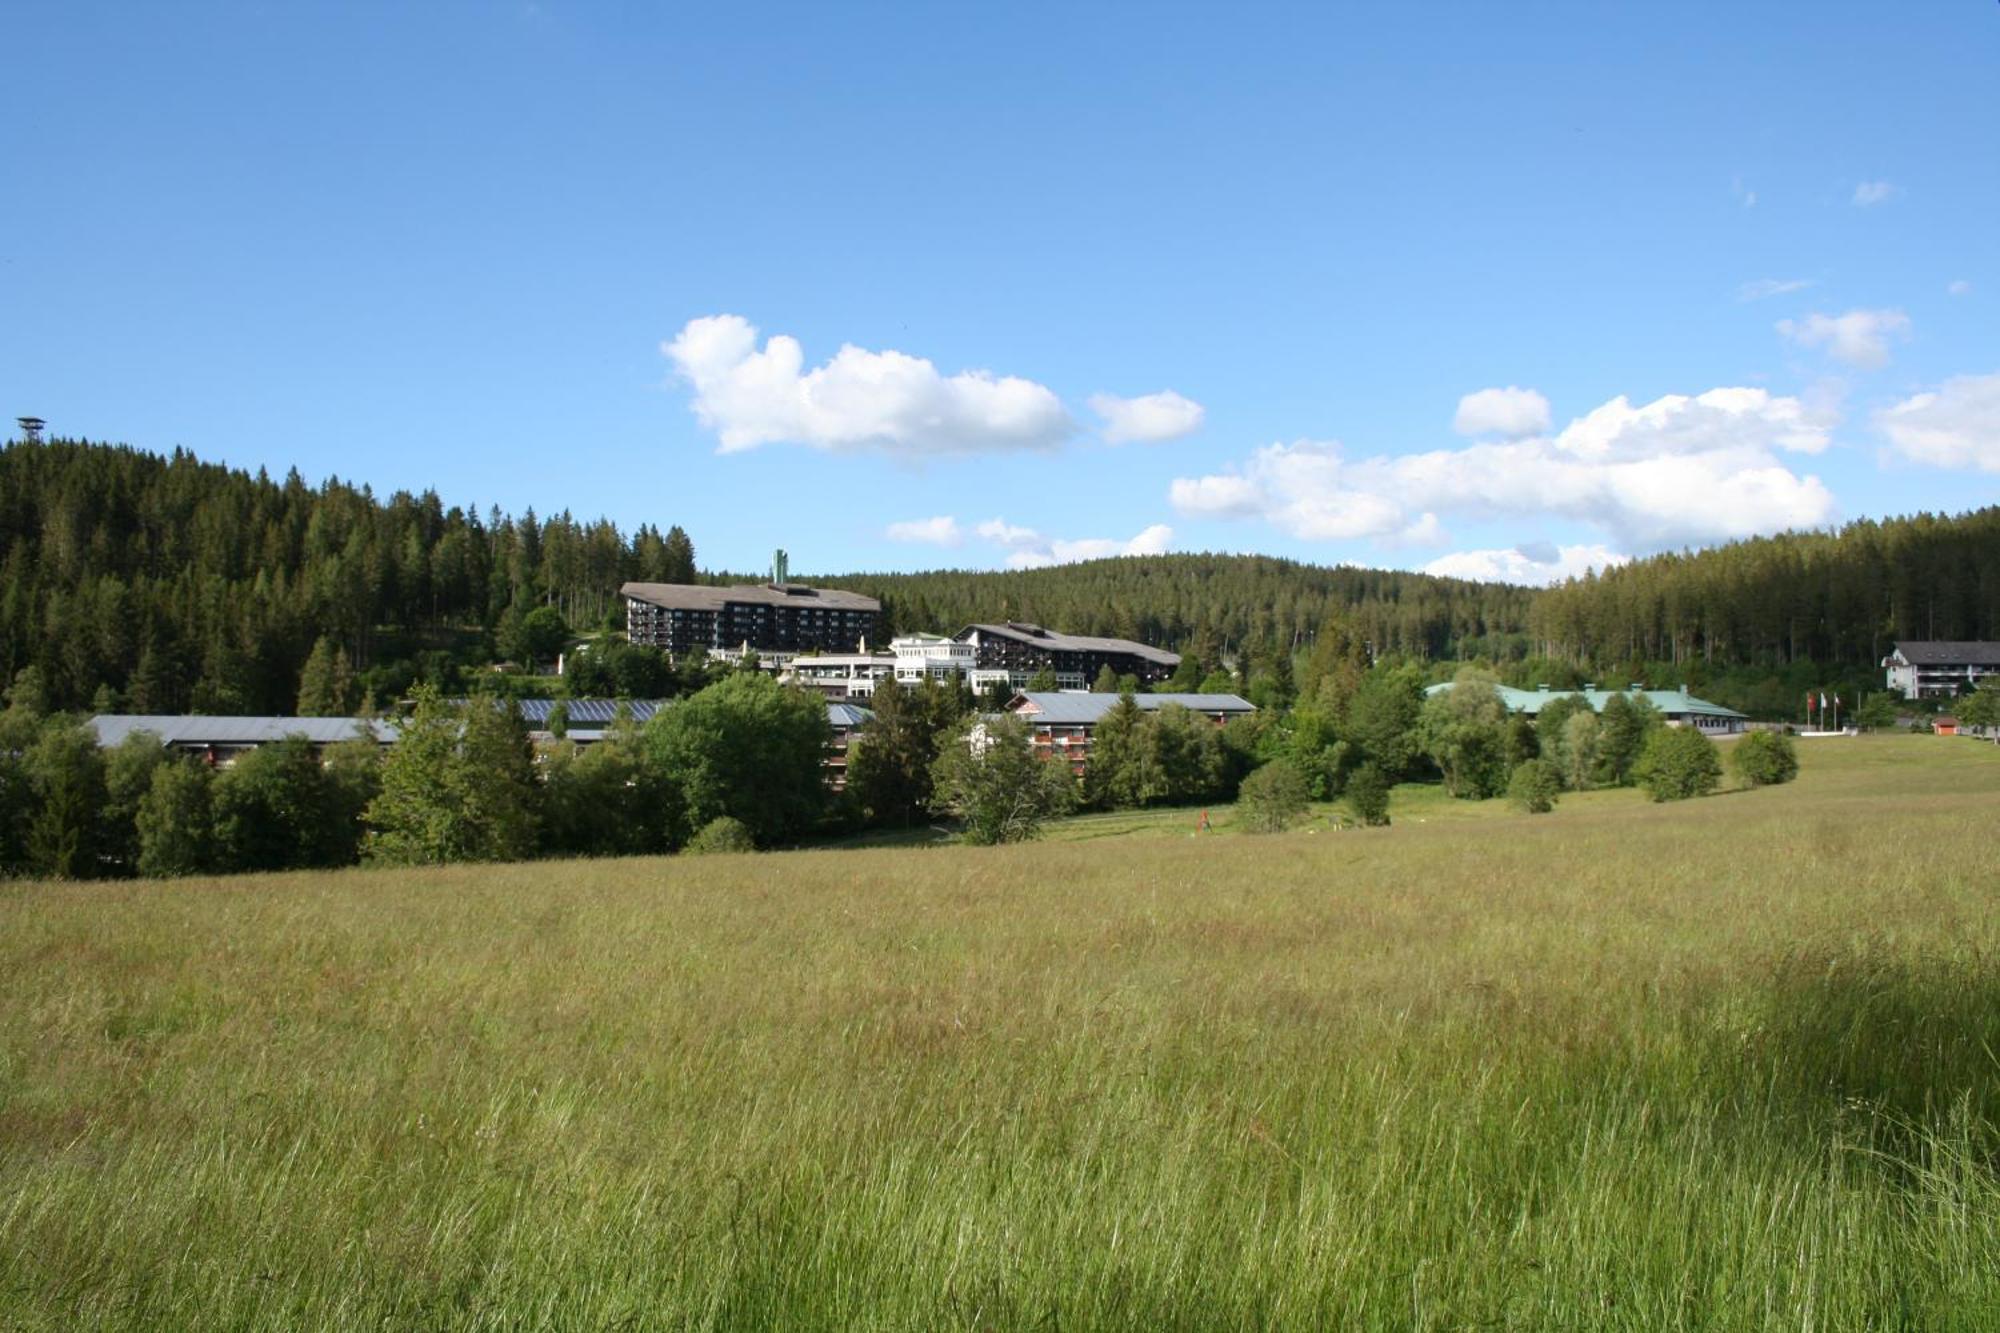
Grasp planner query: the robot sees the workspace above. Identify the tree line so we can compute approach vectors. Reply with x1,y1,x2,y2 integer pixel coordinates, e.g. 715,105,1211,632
0,437,696,715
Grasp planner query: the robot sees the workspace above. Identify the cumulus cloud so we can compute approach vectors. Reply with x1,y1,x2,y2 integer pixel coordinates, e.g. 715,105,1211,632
1089,390,1205,444
885,516,961,545
1170,386,1837,550
1738,277,1814,302
977,517,1173,569
663,314,1071,456
1852,180,1898,207
1453,386,1551,438
1776,308,1911,369
1423,543,1631,587
1876,371,2000,472
1948,279,1972,297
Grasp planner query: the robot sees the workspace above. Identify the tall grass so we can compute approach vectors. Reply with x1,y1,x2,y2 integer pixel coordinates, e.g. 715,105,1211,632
2,735,1996,1328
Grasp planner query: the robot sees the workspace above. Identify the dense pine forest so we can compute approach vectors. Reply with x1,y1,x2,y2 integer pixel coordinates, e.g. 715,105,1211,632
2,437,1996,717
0,438,696,713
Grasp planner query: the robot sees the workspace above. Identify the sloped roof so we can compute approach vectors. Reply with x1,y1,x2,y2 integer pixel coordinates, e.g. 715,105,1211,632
1006,691,1256,725
1889,641,2000,666
621,581,880,612
957,622,1179,667
826,702,875,729
1421,683,1747,720
89,715,397,747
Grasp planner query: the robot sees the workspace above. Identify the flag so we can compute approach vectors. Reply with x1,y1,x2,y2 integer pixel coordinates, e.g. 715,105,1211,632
1820,691,1829,710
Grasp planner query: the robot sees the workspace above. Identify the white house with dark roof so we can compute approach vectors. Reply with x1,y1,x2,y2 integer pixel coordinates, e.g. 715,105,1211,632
1881,641,2000,700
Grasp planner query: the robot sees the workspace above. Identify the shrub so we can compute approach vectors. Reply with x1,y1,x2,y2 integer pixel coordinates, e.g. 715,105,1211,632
686,816,756,855
1344,763,1391,827
1507,758,1564,813
1635,727,1722,802
1239,759,1310,833
1730,730,1799,787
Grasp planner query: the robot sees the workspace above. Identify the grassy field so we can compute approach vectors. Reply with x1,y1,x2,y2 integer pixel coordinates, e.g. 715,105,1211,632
3,735,1997,1329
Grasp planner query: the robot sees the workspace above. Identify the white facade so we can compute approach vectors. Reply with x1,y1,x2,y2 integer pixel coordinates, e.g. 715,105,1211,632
890,634,977,685
783,653,895,699
1882,642,2000,700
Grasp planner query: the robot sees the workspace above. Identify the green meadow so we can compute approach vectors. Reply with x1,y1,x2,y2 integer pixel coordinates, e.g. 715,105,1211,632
2,735,1996,1329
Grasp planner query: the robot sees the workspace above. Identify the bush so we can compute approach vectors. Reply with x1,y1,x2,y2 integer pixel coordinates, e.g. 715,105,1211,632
1238,759,1310,833
1730,730,1799,787
1344,763,1391,827
1634,727,1722,802
686,816,756,855
1507,758,1564,813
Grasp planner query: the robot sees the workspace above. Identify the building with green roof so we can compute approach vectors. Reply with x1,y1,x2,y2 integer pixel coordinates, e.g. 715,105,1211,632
1422,683,1748,734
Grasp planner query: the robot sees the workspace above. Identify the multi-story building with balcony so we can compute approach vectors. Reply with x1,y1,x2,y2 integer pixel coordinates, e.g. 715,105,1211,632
622,580,881,658
1882,641,2000,700
956,622,1178,692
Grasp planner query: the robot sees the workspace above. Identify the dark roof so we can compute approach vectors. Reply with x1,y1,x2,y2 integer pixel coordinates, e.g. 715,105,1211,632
1890,641,2000,666
958,622,1179,667
1006,691,1255,725
621,581,880,613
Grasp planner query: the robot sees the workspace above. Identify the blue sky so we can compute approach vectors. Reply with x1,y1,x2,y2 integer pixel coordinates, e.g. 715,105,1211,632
4,2,1996,582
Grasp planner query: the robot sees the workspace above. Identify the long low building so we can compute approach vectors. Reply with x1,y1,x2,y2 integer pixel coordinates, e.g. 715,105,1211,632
622,579,881,657
88,715,397,763
957,622,1179,691
1004,690,1256,772
1421,683,1749,734
1882,641,2000,700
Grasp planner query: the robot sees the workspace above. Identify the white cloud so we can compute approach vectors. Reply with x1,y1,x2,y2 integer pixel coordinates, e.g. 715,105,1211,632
1852,180,1898,207
1876,371,2000,472
1453,386,1551,438
1423,543,1631,587
1170,386,1837,550
1776,308,1911,369
885,515,961,545
1738,277,1814,302
977,518,1174,569
1948,279,1971,297
663,314,1071,456
1732,176,1757,209
1089,390,1205,444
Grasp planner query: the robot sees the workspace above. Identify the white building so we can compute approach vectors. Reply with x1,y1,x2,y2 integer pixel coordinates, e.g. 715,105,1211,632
1882,641,2000,700
892,633,976,684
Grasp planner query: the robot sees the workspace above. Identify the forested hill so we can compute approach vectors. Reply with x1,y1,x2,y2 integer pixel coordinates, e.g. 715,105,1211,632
0,438,697,712
5,437,1996,716
825,558,1536,665
1527,509,2000,671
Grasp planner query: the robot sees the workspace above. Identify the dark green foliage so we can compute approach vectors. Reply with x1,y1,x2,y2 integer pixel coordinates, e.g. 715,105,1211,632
508,606,571,671
642,674,829,848
23,720,106,878
1957,678,2000,732
1416,668,1511,799
1508,758,1564,813
100,731,170,872
1238,759,1310,833
1084,696,1233,811
686,816,756,855
1730,730,1799,787
929,715,1075,844
1635,727,1723,802
1855,694,1901,731
296,636,354,716
136,759,215,877
1091,664,1119,693
1025,667,1059,692
213,736,345,872
560,640,674,698
0,439,701,713
847,678,962,827
1344,664,1425,781
365,688,539,865
1595,692,1662,787
1343,763,1392,826
540,719,679,858
1530,507,2000,671
1083,692,1151,809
